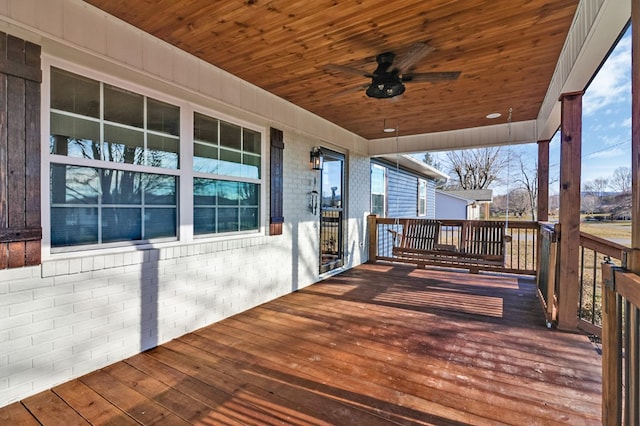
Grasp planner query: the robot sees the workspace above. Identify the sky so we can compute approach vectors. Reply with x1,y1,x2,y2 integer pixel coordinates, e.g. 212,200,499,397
553,24,631,192
429,25,632,196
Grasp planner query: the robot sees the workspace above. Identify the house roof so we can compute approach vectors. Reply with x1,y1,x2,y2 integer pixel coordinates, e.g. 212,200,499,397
82,1,629,154
435,190,474,204
376,154,449,181
444,189,494,203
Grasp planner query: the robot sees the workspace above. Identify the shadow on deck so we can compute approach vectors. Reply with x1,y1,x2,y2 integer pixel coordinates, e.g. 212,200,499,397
1,263,602,425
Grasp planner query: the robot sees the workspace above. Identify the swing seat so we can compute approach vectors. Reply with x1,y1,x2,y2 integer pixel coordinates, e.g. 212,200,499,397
390,220,508,273
389,219,441,252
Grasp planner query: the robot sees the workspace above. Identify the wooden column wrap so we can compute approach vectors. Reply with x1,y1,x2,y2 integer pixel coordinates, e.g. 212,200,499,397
0,32,41,268
632,0,640,273
269,128,284,236
557,91,584,330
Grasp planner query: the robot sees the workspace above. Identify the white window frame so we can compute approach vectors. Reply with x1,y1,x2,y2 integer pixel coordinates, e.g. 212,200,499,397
418,178,427,216
41,56,266,259
192,109,264,237
371,163,387,217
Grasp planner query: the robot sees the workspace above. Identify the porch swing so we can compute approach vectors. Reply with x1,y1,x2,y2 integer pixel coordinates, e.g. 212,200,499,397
387,110,513,273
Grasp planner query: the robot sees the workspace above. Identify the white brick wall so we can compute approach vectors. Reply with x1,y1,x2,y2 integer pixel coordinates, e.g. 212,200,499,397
0,0,372,407
0,145,371,407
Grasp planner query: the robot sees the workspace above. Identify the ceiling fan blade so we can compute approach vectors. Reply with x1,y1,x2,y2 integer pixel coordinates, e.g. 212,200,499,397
393,42,435,73
332,83,370,97
324,63,372,78
403,71,461,82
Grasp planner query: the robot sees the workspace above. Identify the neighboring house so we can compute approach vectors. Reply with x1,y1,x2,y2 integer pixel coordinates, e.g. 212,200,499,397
435,190,476,220
441,189,494,220
371,155,448,219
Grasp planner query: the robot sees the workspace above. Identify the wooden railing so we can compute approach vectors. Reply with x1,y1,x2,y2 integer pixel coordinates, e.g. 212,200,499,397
577,232,628,336
368,216,539,275
602,263,640,425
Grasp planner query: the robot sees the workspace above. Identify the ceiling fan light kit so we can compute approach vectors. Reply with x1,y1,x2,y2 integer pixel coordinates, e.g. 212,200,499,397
366,75,406,98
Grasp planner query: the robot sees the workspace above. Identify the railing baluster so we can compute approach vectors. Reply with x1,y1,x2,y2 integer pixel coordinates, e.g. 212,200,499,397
591,251,597,325
579,246,585,320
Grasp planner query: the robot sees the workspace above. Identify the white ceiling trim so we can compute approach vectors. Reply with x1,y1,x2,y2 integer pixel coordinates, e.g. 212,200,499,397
368,120,537,156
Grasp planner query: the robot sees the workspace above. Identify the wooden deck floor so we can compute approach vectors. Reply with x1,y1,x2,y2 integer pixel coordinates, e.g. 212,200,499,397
1,263,602,425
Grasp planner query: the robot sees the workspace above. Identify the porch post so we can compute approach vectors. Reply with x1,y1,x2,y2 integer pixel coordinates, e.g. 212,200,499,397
367,214,378,263
557,91,583,330
631,0,640,273
537,139,550,222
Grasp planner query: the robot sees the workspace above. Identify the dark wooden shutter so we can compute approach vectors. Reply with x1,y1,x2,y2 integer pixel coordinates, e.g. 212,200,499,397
0,33,41,268
269,128,284,235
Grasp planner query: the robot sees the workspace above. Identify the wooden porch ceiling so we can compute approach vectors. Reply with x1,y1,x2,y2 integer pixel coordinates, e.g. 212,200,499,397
83,0,578,141
1,264,601,424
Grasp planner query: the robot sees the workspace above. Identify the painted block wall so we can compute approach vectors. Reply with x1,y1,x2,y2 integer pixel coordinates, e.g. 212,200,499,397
0,0,370,407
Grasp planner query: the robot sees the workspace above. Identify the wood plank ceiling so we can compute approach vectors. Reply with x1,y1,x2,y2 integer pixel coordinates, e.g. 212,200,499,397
83,0,579,140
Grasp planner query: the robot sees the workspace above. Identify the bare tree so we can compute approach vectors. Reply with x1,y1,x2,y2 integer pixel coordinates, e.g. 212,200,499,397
506,188,531,218
583,177,609,199
422,152,442,170
610,166,631,194
581,194,598,216
422,152,447,188
513,155,538,221
445,147,507,190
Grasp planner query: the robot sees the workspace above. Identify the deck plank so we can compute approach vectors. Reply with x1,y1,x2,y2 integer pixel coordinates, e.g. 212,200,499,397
79,370,192,425
0,264,602,425
124,353,285,426
0,402,39,425
53,380,138,426
21,390,90,425
101,361,246,425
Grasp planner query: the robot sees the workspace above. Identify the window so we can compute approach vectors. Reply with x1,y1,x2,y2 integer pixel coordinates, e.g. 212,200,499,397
50,166,177,246
418,178,427,216
47,66,265,251
371,164,386,217
193,112,262,235
49,68,179,248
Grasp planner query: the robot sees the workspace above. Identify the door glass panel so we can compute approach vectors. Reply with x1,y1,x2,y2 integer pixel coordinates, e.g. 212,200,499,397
320,150,345,273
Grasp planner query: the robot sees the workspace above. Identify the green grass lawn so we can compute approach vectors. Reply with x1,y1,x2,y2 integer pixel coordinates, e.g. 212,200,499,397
580,221,631,244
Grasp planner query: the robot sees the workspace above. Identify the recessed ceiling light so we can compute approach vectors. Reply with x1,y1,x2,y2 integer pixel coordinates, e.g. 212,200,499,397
383,119,396,133
486,112,502,119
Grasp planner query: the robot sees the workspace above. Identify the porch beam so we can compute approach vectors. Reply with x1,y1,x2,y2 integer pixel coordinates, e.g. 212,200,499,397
537,139,550,222
557,91,583,330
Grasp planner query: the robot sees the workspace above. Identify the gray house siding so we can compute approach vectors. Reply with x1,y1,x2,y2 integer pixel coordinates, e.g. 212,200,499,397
387,168,419,217
371,159,436,219
436,192,468,220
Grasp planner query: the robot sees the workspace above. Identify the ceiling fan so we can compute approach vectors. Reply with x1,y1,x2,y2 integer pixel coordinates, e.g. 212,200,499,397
325,43,461,99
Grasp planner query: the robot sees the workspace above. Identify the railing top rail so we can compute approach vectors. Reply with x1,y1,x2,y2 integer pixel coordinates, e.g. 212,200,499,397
609,267,640,307
579,231,629,261
539,221,560,232
374,216,539,230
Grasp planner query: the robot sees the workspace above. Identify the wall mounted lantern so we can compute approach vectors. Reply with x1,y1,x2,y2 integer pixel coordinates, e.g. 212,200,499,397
310,146,323,170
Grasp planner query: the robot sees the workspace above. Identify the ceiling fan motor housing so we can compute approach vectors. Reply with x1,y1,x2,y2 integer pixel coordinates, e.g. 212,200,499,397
366,51,405,98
